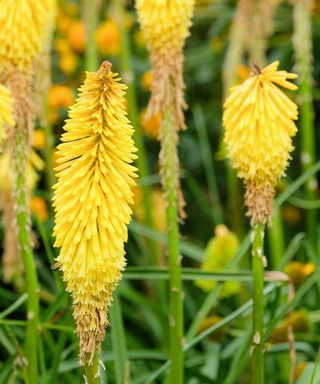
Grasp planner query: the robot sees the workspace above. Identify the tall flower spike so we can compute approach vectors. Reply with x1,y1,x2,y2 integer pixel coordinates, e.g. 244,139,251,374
53,62,137,360
0,0,54,71
136,0,195,130
223,61,298,224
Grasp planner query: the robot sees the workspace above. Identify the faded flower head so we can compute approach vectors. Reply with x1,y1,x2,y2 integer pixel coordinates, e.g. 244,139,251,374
223,61,298,224
136,0,195,129
53,62,137,360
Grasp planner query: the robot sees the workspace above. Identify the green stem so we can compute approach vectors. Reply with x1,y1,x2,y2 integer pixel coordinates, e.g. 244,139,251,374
113,0,161,265
293,0,317,246
160,84,183,383
267,209,285,270
227,167,244,237
83,352,100,384
13,131,39,383
83,0,100,71
251,223,265,384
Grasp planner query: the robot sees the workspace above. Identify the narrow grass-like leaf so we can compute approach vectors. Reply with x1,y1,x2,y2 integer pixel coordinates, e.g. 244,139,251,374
129,221,204,261
186,233,250,340
0,293,27,319
124,267,252,281
193,104,223,224
274,160,320,208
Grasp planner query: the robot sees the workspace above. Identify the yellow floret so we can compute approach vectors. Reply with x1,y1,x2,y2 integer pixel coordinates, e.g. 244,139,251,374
0,0,54,70
223,61,298,185
52,62,137,359
0,84,14,147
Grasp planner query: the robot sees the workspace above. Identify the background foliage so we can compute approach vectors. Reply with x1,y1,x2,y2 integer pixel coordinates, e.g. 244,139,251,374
1,0,320,383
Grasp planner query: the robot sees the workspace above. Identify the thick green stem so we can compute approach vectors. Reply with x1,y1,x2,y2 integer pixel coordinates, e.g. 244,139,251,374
13,131,39,383
113,0,161,265
268,209,284,270
83,352,100,384
293,0,317,245
251,223,265,384
160,85,184,383
83,0,100,72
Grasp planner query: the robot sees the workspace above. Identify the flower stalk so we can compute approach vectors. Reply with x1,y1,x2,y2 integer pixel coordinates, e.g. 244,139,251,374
10,71,39,384
223,61,298,384
83,352,100,384
251,222,265,383
136,2,195,380
160,83,184,383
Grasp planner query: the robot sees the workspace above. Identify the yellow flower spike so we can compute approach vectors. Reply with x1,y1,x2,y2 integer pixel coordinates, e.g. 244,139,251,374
52,61,138,360
223,61,298,224
0,0,54,70
0,84,14,147
136,0,195,129
195,225,241,298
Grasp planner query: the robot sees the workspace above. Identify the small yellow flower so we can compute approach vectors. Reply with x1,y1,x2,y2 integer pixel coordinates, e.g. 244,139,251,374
195,225,241,298
67,21,86,53
95,19,120,56
48,85,75,109
54,38,71,54
303,261,315,276
269,310,309,343
284,261,305,286
56,11,73,33
53,62,137,359
141,70,153,91
140,109,161,140
59,51,79,75
32,130,46,150
223,61,298,224
30,196,49,221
